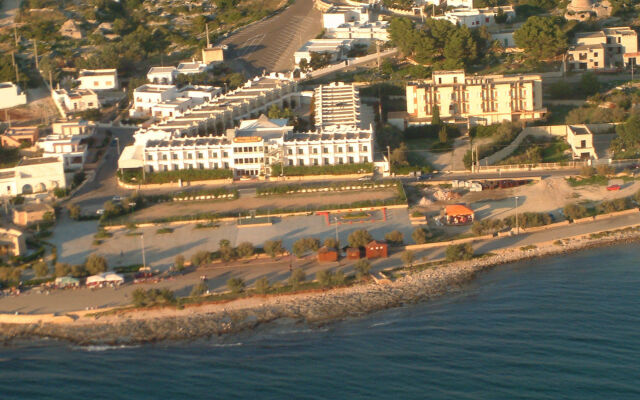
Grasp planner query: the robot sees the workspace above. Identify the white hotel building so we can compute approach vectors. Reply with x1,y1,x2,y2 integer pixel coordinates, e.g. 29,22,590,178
118,76,374,178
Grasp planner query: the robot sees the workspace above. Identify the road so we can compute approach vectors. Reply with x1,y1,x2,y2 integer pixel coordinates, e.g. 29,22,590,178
220,0,322,76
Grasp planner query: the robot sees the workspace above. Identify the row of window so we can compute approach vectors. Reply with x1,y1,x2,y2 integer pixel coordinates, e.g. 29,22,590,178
235,146,264,153
287,156,368,166
234,157,264,164
286,145,367,155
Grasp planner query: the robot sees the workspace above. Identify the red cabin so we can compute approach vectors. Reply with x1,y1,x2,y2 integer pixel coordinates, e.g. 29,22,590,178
317,246,339,262
365,240,388,259
346,247,362,260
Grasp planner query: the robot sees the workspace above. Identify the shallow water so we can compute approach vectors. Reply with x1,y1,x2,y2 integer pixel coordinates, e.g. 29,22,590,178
1,244,640,399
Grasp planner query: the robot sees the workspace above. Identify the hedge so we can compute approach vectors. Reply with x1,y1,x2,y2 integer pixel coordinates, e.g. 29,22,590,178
256,180,396,196
119,168,232,184
271,162,373,176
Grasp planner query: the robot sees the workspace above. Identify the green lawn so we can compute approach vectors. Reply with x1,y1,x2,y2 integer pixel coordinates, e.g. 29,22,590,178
541,140,571,162
545,105,578,125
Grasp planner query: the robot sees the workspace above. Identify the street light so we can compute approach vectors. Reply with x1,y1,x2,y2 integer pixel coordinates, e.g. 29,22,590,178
515,196,519,235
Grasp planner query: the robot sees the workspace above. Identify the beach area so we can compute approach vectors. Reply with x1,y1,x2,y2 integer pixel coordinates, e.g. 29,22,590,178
1,223,639,345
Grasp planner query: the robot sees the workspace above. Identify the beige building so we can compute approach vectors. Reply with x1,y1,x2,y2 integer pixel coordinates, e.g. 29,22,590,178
0,227,26,257
406,70,546,126
0,126,39,148
202,45,225,65
12,202,55,227
77,69,119,90
314,82,361,129
567,27,638,70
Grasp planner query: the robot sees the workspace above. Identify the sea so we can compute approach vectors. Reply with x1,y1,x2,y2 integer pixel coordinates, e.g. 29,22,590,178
1,244,639,399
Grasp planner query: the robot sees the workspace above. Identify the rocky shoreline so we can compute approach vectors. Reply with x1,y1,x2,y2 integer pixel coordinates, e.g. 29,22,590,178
1,227,639,346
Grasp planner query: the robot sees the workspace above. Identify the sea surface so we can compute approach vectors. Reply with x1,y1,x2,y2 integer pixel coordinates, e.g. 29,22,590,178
1,244,640,399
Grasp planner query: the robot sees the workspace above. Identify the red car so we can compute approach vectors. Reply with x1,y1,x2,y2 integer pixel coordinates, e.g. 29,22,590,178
606,184,621,191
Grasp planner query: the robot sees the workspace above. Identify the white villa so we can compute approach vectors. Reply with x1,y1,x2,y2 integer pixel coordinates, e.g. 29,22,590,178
0,157,66,196
77,69,119,90
0,82,27,109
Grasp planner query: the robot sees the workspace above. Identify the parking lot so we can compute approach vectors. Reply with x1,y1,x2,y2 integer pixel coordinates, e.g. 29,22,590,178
221,0,322,74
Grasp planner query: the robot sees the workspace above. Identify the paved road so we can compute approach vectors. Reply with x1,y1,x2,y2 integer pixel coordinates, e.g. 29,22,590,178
220,0,322,76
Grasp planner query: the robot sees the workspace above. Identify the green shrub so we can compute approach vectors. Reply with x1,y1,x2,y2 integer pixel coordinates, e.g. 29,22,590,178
190,281,209,297
271,162,373,177
156,227,174,234
288,268,306,288
132,288,176,307
384,230,404,245
227,277,246,293
347,229,373,248
254,277,270,294
445,243,474,262
354,259,371,279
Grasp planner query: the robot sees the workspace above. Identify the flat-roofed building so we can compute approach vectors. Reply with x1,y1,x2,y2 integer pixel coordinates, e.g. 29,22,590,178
52,88,99,113
0,227,26,257
52,120,95,137
325,20,389,44
77,69,119,90
0,157,66,196
202,45,225,65
406,70,546,125
294,39,355,66
147,67,178,84
37,135,88,170
0,126,39,148
12,202,55,226
433,6,515,28
314,82,361,129
568,27,638,70
0,82,27,109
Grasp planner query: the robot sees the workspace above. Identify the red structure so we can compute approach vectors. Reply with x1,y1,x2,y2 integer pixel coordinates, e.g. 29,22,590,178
317,246,339,262
444,204,475,225
346,247,361,260
365,240,388,259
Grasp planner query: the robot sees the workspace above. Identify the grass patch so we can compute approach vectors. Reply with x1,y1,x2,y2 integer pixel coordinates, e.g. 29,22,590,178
194,222,220,229
341,211,371,220
520,245,537,251
566,175,608,187
94,229,112,239
125,231,143,236
156,227,174,234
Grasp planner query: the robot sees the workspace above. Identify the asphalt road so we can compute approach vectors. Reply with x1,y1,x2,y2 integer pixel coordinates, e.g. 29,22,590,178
220,0,322,75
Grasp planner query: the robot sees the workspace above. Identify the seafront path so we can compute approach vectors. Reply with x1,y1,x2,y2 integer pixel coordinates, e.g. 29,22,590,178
1,212,640,314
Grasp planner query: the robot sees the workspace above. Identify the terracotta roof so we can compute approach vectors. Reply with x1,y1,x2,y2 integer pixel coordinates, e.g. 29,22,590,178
445,204,474,216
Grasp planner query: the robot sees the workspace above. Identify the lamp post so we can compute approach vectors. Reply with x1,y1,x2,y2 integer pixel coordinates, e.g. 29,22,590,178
515,196,519,235
141,234,147,268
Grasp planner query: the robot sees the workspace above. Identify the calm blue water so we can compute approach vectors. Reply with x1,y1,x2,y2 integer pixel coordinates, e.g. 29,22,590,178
2,244,640,399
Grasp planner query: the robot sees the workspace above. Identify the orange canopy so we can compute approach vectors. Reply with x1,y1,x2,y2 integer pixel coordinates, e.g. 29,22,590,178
445,204,474,216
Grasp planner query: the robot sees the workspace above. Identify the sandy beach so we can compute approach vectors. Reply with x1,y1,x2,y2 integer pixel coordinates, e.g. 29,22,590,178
1,224,639,345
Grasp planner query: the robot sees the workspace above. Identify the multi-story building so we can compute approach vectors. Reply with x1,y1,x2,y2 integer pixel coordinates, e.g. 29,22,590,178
130,85,222,118
52,120,95,137
126,115,373,178
406,70,546,125
314,82,361,129
77,69,119,90
0,82,27,109
294,39,355,66
37,135,88,171
0,126,39,148
322,5,372,29
567,27,638,70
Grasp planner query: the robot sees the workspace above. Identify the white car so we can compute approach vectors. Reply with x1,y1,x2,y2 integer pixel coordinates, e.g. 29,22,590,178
96,209,105,215
112,196,124,202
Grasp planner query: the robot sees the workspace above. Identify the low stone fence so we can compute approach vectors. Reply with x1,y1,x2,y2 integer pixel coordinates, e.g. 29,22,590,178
404,234,494,251
572,207,639,224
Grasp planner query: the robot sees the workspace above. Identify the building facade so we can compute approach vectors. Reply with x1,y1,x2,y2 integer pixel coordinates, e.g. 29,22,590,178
0,126,38,148
52,88,99,113
0,157,66,196
77,69,119,90
406,70,546,125
314,82,361,129
567,27,638,70
0,82,27,109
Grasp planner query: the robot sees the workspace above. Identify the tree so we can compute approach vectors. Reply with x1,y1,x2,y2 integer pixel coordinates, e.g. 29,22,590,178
236,242,254,258
514,16,567,60
431,105,441,126
33,261,49,278
289,267,306,288
324,237,340,249
438,125,448,144
390,142,409,167
563,203,589,220
354,259,371,279
445,243,474,262
85,254,107,275
580,72,601,96
443,25,477,68
332,270,347,285
55,262,71,277
384,230,404,245
292,237,321,257
191,251,211,267
299,58,310,72
254,277,270,294
174,255,185,272
68,203,81,220
612,115,640,155
401,250,415,267
71,264,87,278
264,240,284,258
412,227,427,244
317,270,333,287
227,277,246,293
348,229,373,248
190,281,209,297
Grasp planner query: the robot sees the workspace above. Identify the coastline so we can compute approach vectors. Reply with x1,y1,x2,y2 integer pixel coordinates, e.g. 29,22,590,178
1,226,639,345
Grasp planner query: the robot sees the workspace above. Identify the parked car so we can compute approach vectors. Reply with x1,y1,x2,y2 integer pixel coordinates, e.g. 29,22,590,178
112,195,124,202
607,184,621,191
96,209,105,215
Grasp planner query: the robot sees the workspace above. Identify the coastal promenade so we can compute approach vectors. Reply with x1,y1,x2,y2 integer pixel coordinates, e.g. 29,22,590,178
2,211,640,315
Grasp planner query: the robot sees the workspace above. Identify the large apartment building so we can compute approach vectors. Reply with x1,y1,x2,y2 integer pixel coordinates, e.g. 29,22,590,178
314,82,361,129
406,70,546,125
567,27,638,70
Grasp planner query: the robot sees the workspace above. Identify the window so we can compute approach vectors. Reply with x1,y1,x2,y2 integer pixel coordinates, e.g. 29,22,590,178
338,147,343,153
348,156,354,164
288,148,293,155
594,62,599,67
363,145,368,152
162,154,168,160
172,164,178,170
338,158,344,164
163,165,168,171
188,164,193,169
298,148,304,155
323,147,329,154
199,163,204,169
148,166,154,172
197,152,203,159
147,154,153,161
323,157,329,165
363,156,368,163
172,153,178,160
211,151,218,158
313,159,319,165
223,152,228,158
298,159,304,166
288,159,293,166
453,77,457,84
187,153,193,159
313,148,318,154
348,146,354,153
